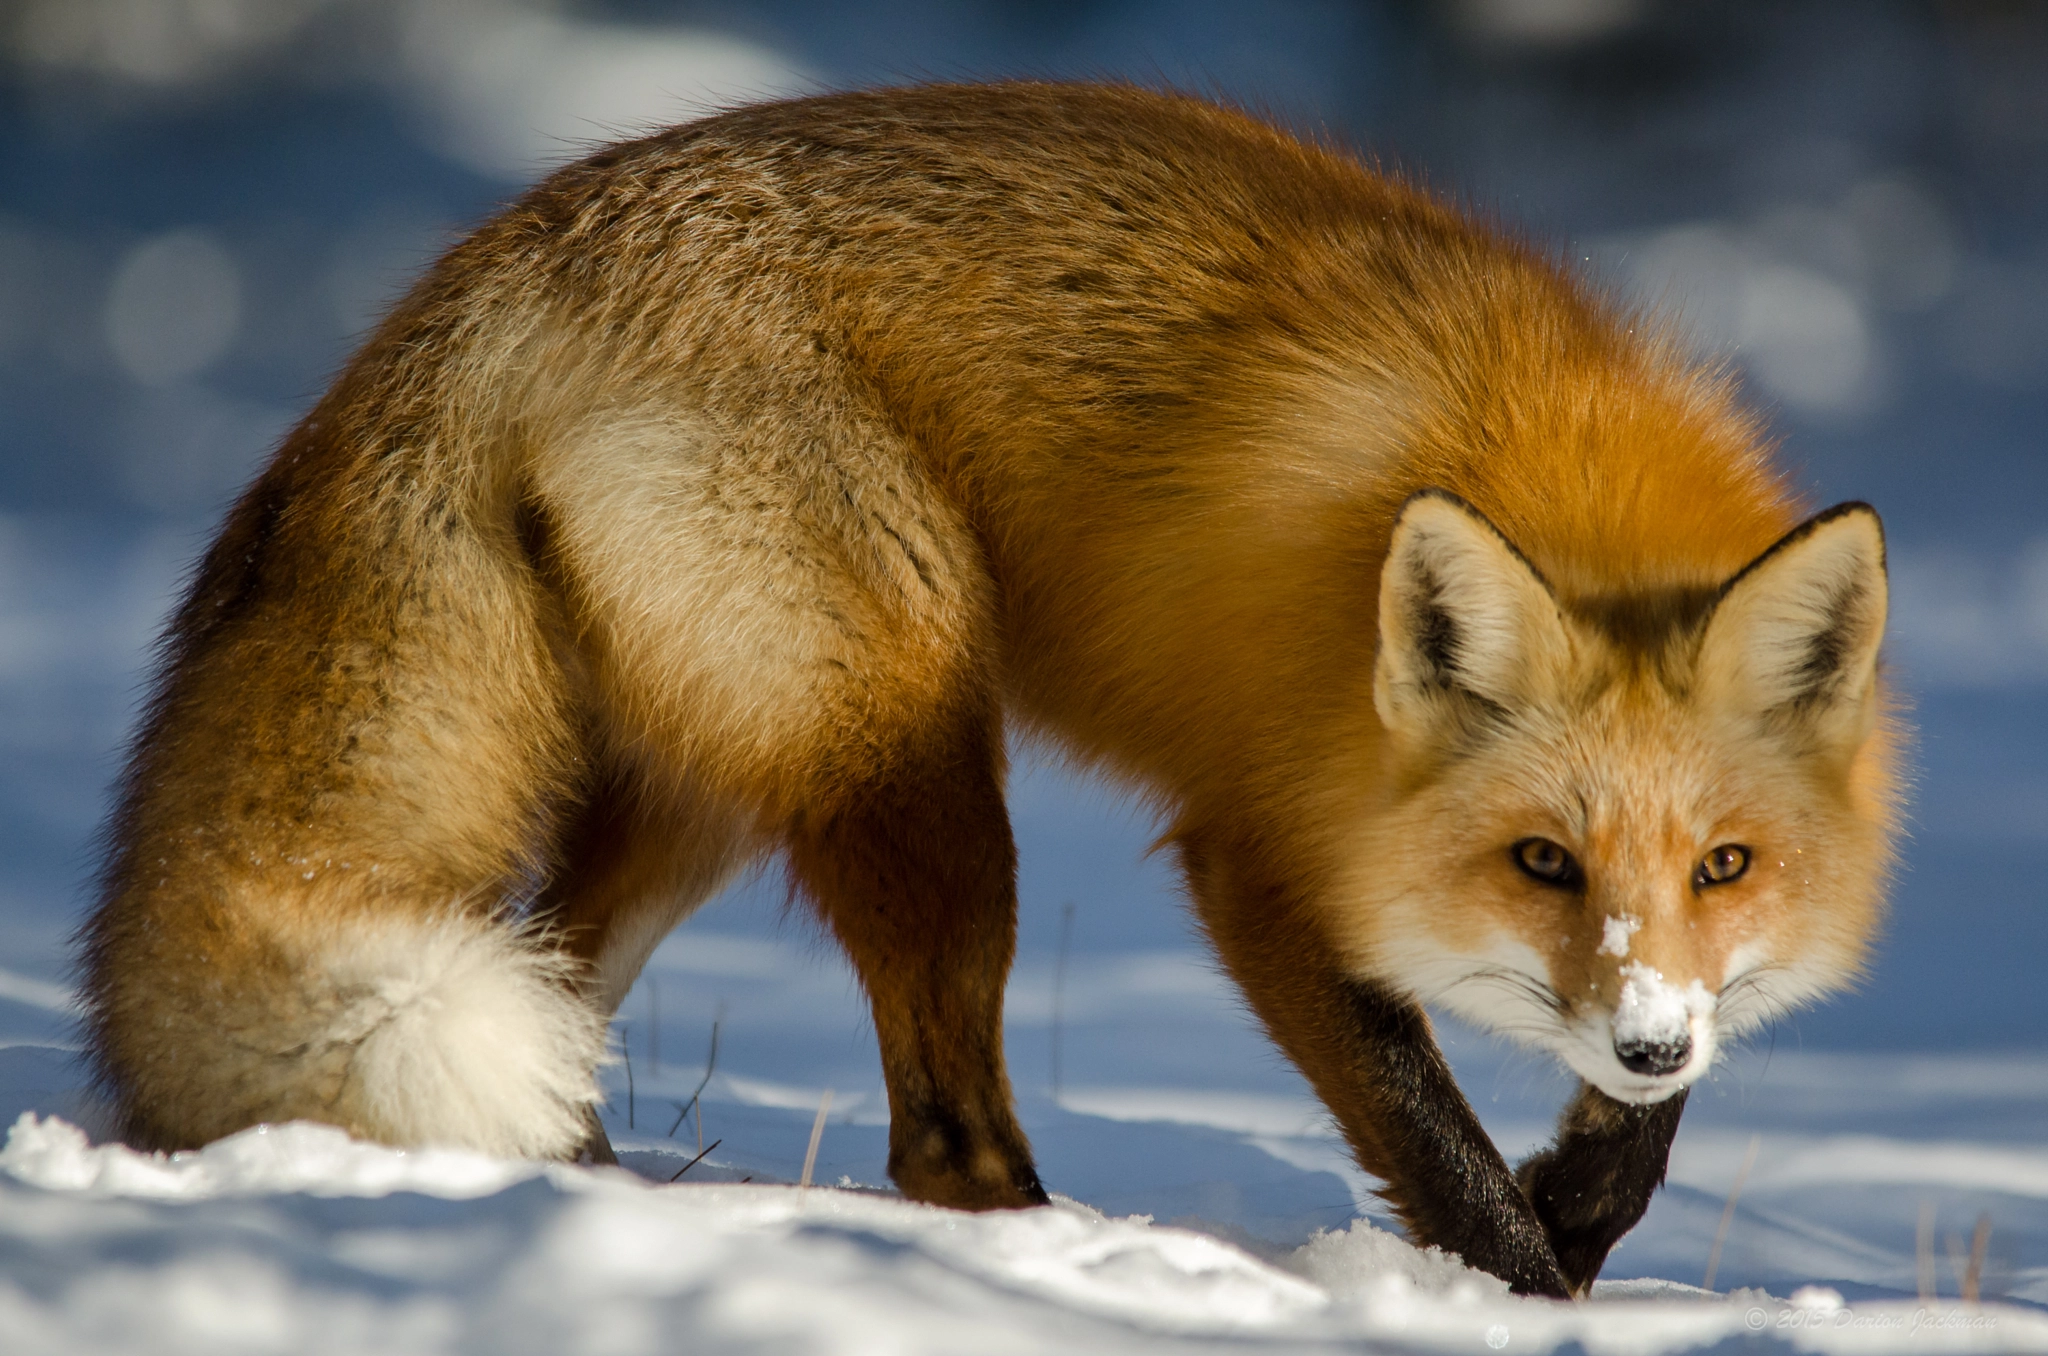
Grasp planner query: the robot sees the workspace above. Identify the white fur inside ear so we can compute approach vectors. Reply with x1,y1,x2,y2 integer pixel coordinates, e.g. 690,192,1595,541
316,914,610,1160
1375,494,1567,734
1699,506,1887,746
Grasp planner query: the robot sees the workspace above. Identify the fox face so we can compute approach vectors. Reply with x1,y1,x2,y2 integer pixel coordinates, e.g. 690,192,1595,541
1339,492,1898,1105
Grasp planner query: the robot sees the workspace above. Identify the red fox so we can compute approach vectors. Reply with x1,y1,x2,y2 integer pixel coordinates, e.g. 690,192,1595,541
80,83,1900,1297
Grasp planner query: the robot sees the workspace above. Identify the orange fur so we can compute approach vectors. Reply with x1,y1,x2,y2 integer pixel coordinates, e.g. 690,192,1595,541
79,83,1900,1288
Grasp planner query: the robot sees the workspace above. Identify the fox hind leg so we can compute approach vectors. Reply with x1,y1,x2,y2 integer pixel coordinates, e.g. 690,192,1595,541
528,385,1039,1207
534,755,756,1017
530,755,756,1164
787,699,1045,1211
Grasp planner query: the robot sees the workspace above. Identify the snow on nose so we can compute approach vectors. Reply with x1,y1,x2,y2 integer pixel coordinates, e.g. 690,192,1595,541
1613,962,1712,1077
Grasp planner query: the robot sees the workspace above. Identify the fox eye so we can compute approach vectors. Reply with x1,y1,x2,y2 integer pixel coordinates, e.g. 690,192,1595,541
1695,844,1750,888
1512,838,1581,887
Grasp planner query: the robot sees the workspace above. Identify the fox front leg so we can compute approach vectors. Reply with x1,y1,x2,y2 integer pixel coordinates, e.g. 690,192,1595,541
1335,980,1574,1296
1515,1083,1688,1295
1183,835,1570,1296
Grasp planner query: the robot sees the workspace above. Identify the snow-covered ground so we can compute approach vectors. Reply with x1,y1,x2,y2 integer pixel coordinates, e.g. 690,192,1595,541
4,1093,2046,1354
3,1070,2046,1355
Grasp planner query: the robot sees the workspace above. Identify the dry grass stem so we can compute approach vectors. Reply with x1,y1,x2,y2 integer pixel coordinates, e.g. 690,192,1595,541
1703,1133,1761,1291
668,1137,723,1183
1917,1199,1936,1304
1965,1213,1991,1303
801,1088,834,1189
648,978,660,1076
667,1019,721,1149
1050,901,1075,1105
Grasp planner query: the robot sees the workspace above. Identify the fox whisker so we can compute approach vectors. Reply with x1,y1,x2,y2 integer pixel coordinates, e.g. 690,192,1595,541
1474,966,1566,1013
1717,961,1798,1028
1432,966,1568,1029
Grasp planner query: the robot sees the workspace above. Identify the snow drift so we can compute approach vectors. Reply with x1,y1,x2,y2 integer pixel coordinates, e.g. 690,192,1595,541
3,1112,2043,1355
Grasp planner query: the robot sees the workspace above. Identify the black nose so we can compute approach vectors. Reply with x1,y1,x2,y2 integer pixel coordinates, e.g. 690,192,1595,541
1615,1034,1692,1076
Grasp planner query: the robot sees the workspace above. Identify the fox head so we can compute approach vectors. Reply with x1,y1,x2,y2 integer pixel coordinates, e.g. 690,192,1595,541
1344,490,1898,1104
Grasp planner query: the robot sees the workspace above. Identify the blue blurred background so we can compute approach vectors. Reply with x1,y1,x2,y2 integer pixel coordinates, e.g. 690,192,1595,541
0,0,2044,1113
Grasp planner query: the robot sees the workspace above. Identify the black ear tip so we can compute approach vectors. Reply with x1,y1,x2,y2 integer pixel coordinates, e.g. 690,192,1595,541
1393,487,1484,524
1391,488,1507,543
1720,500,1888,600
1813,500,1887,567
1807,501,1886,553
1385,489,1555,598
1815,500,1883,532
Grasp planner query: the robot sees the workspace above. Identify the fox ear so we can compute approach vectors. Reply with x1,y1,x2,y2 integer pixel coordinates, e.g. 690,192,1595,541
1374,491,1570,744
1698,502,1887,753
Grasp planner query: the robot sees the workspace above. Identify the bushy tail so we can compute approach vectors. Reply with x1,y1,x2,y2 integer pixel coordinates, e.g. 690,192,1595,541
99,909,611,1161
318,913,612,1159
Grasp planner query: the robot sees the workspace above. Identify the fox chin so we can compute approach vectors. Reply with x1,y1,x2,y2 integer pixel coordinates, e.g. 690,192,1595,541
78,82,1902,1300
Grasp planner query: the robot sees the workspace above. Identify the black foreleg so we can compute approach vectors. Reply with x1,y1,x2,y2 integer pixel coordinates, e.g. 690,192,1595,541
1515,1083,1687,1294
